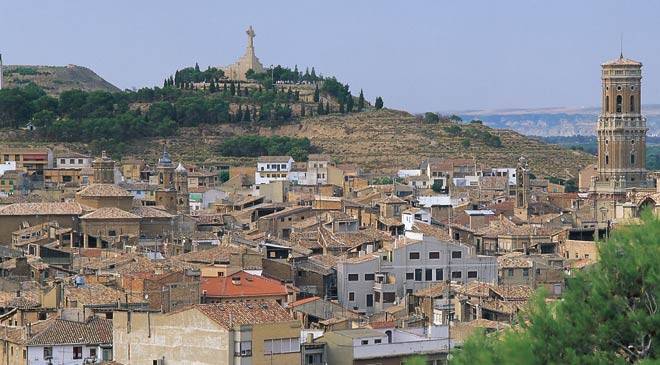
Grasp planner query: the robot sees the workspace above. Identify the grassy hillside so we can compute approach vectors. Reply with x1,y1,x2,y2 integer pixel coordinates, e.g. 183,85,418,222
0,109,590,179
2,65,120,95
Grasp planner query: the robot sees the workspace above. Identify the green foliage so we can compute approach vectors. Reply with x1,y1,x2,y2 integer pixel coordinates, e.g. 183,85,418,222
449,114,463,122
374,96,384,109
453,213,660,364
217,135,316,160
431,180,445,193
321,77,351,105
444,125,462,136
6,66,40,76
403,355,427,365
371,176,394,185
461,138,471,148
423,112,440,123
358,89,365,111
219,170,230,183
469,119,483,124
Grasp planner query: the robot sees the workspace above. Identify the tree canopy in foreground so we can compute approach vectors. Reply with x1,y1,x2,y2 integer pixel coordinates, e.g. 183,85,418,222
453,212,659,365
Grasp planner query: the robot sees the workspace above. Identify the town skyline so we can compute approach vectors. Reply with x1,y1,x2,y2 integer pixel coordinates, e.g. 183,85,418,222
2,0,660,112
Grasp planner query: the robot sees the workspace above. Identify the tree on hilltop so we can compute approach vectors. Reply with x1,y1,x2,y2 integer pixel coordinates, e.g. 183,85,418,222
375,96,384,110
358,89,365,111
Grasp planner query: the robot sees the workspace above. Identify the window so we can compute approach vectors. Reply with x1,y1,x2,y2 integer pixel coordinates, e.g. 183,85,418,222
69,159,75,164
451,251,462,259
507,268,514,277
383,292,396,303
451,271,462,279
108,230,116,237
409,252,420,260
605,155,609,165
436,269,443,281
60,158,65,164
630,95,635,112
73,346,83,359
631,153,635,164
89,348,97,359
366,294,373,307
406,272,414,280
425,269,433,281
361,340,369,345
429,252,440,259
264,338,300,355
43,347,53,359
349,292,355,301
606,95,609,112
235,341,252,357
414,269,422,281
523,269,529,277
364,273,375,281
467,271,478,278
616,95,622,113
78,159,83,164
375,291,381,303
374,339,382,344
348,274,359,281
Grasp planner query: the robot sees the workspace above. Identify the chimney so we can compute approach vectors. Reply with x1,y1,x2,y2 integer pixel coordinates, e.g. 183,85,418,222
231,276,241,285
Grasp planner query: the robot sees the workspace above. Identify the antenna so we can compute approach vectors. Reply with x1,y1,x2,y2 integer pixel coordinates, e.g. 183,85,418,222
620,33,624,59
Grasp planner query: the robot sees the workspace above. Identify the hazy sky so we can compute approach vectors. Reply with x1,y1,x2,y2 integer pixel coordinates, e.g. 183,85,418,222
2,0,659,112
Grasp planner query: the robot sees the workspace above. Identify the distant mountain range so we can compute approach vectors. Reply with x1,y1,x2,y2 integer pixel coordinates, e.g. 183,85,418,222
454,105,660,137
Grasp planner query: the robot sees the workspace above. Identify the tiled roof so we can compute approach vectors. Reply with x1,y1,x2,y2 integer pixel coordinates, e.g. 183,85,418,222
288,296,320,308
602,56,642,66
80,207,140,220
413,282,451,298
77,184,132,197
131,206,174,219
498,253,533,268
192,300,294,329
27,317,112,346
0,202,83,216
8,297,41,309
173,245,238,265
201,271,287,298
65,283,129,306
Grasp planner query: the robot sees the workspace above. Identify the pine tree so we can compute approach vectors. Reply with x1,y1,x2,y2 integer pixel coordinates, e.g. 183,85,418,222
287,87,293,100
347,95,354,113
311,67,317,80
194,62,200,73
245,106,252,122
375,96,384,110
209,81,216,93
294,91,300,102
163,79,168,88
223,83,228,93
339,102,345,114
237,105,243,122
313,85,320,102
169,76,174,87
358,89,365,111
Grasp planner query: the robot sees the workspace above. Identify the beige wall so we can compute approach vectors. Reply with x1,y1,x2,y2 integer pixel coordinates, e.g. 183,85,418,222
251,321,302,365
75,195,134,211
561,240,599,260
113,309,231,365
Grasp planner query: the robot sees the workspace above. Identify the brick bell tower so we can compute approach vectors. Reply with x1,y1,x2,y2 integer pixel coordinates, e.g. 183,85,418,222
155,146,178,214
592,53,649,194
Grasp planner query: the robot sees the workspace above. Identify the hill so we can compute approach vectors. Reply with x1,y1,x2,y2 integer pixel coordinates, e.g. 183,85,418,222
455,105,660,137
2,65,120,95
95,109,594,180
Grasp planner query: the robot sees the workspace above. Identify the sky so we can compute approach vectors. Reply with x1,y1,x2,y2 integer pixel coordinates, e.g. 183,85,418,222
2,0,660,112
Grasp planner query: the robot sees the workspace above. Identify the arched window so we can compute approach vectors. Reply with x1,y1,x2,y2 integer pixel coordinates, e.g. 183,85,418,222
606,95,609,112
616,95,622,113
630,95,635,112
605,155,609,165
631,153,635,165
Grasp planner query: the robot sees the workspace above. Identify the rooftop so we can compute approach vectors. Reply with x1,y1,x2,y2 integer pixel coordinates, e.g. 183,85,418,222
201,271,288,298
77,184,132,198
27,317,112,346
0,202,84,216
192,300,294,329
80,207,141,220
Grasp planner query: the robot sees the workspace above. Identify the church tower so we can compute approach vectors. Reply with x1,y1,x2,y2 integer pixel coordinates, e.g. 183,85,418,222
155,147,177,214
514,156,530,221
174,162,190,215
593,54,648,193
92,151,115,184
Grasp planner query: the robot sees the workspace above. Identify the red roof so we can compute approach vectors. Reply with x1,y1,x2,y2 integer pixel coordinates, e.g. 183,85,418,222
288,296,320,308
201,271,288,299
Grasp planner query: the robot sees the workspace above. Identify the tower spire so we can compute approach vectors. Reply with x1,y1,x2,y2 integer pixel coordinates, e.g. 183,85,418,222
620,33,624,59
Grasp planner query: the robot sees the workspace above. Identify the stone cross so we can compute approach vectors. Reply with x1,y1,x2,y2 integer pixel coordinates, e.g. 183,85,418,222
246,26,255,49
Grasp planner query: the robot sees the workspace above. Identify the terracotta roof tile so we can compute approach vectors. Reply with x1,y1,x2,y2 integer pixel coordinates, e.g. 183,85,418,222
81,207,141,220
201,271,287,299
77,184,132,197
193,300,294,329
0,202,83,216
27,317,112,346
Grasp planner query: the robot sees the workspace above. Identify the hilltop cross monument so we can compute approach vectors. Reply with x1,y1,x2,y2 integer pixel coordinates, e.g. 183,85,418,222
221,25,265,81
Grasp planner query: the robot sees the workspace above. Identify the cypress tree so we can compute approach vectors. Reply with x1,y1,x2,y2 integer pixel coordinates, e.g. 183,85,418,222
375,96,384,109
300,104,306,117
230,82,236,96
223,83,228,93
294,91,300,101
339,102,345,114
347,95,354,113
194,62,200,72
317,102,324,115
358,89,365,111
311,67,317,80
313,85,320,102
287,87,293,100
325,102,330,115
